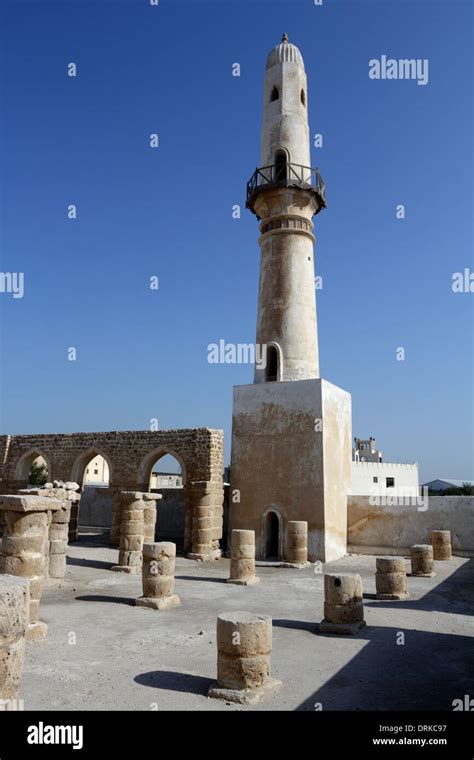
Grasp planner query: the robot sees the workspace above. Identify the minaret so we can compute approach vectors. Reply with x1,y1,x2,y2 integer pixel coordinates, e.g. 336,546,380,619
247,34,326,383
230,36,351,564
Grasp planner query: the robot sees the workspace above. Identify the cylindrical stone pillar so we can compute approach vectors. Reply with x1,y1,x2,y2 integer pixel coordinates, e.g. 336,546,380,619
284,521,308,566
375,557,409,600
320,573,366,634
143,495,161,545
48,503,71,579
208,611,281,704
0,495,63,640
432,530,452,561
19,485,78,578
135,542,180,610
109,487,122,546
410,544,435,577
112,492,158,573
227,529,259,586
111,492,145,573
185,481,223,561
0,575,29,707
66,490,81,544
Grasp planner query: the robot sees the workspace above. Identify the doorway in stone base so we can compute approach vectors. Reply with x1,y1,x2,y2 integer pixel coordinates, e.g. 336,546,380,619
264,510,280,560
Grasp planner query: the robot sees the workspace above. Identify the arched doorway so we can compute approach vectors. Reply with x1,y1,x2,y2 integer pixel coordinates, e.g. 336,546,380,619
142,449,186,553
264,510,280,560
14,449,51,489
70,449,112,542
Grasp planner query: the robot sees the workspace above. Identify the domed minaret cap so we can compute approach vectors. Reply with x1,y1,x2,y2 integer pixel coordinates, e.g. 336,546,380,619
266,33,304,69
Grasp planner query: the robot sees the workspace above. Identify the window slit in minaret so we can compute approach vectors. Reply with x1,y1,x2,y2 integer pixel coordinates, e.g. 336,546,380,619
274,150,287,182
271,86,279,102
266,345,278,382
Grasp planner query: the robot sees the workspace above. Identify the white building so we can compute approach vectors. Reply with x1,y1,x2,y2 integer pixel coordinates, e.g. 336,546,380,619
150,472,182,489
350,437,419,497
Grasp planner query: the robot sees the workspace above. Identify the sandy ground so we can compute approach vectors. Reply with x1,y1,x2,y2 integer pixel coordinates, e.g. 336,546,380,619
20,532,474,711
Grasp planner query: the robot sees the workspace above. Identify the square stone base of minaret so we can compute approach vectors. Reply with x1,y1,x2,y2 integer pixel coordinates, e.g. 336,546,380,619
230,378,351,563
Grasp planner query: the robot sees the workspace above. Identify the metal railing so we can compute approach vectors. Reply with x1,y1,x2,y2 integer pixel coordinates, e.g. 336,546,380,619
246,162,326,206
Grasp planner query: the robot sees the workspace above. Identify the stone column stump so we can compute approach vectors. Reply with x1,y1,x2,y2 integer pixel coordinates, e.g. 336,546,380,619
109,487,123,547
283,521,309,567
208,611,281,704
0,575,29,705
0,495,63,640
19,484,80,578
320,573,366,635
64,487,81,544
135,542,180,610
410,545,435,577
48,503,71,579
112,492,158,573
375,557,409,600
432,530,452,561
227,529,259,586
185,481,223,561
143,495,162,545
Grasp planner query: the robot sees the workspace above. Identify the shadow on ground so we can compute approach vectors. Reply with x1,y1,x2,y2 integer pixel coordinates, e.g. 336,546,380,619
75,594,135,606
176,575,226,583
67,556,114,570
134,671,213,695
295,624,474,711
295,561,474,711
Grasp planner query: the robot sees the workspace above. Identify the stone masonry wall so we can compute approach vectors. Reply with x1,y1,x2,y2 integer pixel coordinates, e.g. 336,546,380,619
347,495,474,557
0,429,224,557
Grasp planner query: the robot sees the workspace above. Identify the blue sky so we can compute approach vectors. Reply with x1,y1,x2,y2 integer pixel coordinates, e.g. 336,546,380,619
0,0,472,481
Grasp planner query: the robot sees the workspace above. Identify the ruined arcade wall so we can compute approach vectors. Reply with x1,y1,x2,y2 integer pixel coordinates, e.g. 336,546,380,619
0,429,223,490
0,429,224,557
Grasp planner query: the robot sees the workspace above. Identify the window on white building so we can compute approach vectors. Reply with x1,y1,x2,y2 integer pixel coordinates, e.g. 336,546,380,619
386,477,395,488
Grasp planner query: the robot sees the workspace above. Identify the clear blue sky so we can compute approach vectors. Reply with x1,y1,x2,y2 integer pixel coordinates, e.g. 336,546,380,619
0,0,472,482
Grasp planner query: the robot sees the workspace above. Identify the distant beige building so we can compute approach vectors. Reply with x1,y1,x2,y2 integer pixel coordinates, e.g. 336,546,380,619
84,455,109,485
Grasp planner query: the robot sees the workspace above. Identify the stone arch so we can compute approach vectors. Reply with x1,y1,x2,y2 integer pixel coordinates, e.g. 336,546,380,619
265,341,283,382
137,446,187,489
262,506,283,560
70,447,113,485
14,448,52,484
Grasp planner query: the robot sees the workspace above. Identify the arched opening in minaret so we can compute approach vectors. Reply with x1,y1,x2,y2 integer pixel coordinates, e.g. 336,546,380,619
274,149,288,182
300,89,306,106
270,85,279,102
266,345,278,382
264,511,280,560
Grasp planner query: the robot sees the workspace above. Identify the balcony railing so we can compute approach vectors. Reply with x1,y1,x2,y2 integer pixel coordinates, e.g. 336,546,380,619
246,162,326,213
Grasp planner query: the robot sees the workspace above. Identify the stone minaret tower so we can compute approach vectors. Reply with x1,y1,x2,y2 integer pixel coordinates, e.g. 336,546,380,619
230,36,351,564
247,33,326,384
